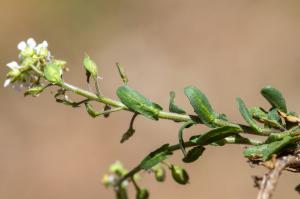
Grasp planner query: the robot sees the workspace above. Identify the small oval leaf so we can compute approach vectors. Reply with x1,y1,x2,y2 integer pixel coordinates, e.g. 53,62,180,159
182,146,205,163
243,136,293,161
184,86,217,127
237,97,263,133
191,126,241,145
140,144,171,170
261,86,287,113
116,86,162,120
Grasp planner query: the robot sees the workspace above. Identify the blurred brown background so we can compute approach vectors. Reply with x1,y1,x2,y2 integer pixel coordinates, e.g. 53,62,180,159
1,0,300,198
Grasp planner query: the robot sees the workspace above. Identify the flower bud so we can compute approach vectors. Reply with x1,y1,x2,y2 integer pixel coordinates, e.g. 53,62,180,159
170,165,189,185
102,174,115,187
109,161,128,177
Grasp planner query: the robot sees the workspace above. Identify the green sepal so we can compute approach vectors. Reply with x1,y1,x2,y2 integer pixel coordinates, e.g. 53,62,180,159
169,91,186,114
190,126,241,145
83,54,98,80
116,85,162,120
139,144,171,170
170,165,189,185
182,146,205,163
261,86,287,113
184,86,217,127
44,62,62,83
243,136,293,161
237,97,263,133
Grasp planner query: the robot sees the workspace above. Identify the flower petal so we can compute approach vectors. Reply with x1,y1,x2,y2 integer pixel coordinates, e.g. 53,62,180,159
41,40,48,48
17,41,26,51
3,78,12,87
7,61,21,70
27,38,36,48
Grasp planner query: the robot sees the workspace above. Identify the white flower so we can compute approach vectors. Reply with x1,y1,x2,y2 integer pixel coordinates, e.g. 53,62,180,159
35,40,48,53
3,78,12,87
27,38,36,49
7,61,21,71
17,38,37,51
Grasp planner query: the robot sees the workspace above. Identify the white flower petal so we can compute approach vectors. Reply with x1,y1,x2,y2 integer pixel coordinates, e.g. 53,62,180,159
17,41,26,51
27,38,36,48
3,78,12,87
7,61,21,70
41,40,48,48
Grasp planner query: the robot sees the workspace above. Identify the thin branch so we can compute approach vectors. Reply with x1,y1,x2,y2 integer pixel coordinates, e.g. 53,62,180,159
257,154,300,199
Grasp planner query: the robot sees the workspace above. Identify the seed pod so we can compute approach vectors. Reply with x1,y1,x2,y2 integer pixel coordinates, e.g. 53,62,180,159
170,165,189,185
136,188,149,199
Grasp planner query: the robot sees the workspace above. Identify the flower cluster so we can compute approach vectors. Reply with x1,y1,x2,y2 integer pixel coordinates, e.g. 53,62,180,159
4,38,52,89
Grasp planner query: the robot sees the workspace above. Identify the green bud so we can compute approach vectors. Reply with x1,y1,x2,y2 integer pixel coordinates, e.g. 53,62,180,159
109,161,128,176
136,188,149,199
102,174,115,187
116,63,128,85
153,166,166,182
24,86,44,97
170,165,189,185
83,54,98,78
53,59,67,68
44,62,63,83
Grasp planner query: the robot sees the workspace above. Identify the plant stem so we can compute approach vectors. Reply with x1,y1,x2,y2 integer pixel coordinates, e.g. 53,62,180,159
117,135,263,185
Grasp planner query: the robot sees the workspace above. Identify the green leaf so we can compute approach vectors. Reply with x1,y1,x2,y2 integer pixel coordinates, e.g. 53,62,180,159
261,86,287,113
140,144,171,170
116,86,162,120
44,63,62,83
83,54,98,79
170,165,189,185
191,126,241,145
243,136,293,161
184,86,217,127
249,107,284,130
182,146,205,163
169,91,186,114
237,97,263,133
